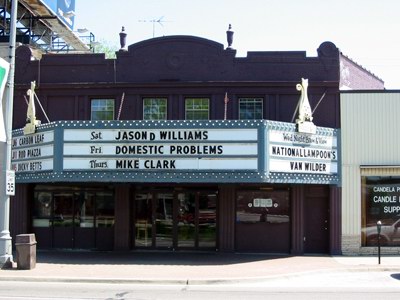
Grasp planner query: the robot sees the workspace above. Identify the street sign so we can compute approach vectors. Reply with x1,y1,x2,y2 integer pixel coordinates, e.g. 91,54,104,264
6,170,15,196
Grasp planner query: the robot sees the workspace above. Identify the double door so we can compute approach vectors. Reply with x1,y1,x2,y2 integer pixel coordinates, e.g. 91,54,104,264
134,190,217,250
33,187,114,250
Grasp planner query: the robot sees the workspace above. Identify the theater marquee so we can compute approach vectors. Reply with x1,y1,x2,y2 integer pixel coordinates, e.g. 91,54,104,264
268,129,338,175
11,120,339,184
63,128,258,171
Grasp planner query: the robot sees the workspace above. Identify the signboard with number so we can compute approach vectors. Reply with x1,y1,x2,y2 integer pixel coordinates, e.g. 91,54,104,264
6,170,15,196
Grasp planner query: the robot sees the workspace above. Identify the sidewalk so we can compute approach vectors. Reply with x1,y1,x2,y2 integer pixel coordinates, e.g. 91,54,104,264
1,251,400,284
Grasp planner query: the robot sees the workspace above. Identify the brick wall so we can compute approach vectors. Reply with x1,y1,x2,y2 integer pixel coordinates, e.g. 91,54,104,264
339,55,384,90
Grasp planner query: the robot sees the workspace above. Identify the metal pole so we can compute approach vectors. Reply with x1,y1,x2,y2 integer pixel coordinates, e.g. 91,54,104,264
0,0,17,268
378,232,381,264
377,220,382,265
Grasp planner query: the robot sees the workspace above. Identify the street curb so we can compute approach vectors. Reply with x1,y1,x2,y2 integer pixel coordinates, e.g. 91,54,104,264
0,276,189,285
1,266,400,285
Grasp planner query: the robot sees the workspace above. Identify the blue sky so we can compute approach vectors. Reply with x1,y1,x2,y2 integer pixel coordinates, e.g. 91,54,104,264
74,0,400,89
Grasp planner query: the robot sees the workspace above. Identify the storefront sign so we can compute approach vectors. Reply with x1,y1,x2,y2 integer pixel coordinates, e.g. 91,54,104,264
268,130,338,175
63,128,258,171
369,184,400,215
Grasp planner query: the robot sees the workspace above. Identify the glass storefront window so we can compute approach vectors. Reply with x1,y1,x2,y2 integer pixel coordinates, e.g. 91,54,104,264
361,176,400,247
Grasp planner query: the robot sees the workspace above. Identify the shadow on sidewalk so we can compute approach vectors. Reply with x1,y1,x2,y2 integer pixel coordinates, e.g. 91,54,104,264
34,250,293,266
391,273,400,281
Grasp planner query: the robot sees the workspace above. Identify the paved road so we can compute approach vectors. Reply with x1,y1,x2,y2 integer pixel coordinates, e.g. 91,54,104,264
246,270,400,287
1,271,400,300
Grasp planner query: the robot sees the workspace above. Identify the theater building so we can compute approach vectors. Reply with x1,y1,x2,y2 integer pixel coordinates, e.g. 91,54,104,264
9,33,383,254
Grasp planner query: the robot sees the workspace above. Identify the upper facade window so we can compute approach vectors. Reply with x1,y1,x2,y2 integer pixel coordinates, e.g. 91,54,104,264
143,98,167,120
239,98,263,120
185,98,209,120
91,99,115,120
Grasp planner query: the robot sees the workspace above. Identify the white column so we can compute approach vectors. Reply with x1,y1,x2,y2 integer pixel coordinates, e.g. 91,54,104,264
0,0,18,267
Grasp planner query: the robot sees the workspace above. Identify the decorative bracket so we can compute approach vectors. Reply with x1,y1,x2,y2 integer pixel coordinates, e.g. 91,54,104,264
23,81,41,135
296,78,316,134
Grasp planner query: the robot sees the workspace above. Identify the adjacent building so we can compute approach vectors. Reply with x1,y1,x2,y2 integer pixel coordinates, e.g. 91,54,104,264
341,91,400,255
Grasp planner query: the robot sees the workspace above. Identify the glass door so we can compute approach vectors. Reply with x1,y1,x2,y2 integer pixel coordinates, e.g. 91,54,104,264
177,192,196,248
134,192,174,249
155,193,174,248
33,186,114,250
198,192,217,248
52,191,96,249
73,192,95,249
134,189,217,250
134,193,153,247
177,191,217,249
53,192,74,248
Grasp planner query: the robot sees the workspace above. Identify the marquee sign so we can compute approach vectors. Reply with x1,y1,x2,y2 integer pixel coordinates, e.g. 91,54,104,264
11,131,54,172
62,128,258,171
268,129,338,175
11,120,340,184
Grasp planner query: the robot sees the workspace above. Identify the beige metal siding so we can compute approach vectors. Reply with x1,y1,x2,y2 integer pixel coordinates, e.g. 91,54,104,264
341,93,400,240
342,93,400,165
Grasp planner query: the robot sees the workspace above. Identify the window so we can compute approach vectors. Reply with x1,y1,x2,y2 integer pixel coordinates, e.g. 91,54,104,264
91,99,114,120
361,176,400,247
185,98,209,120
143,98,167,120
239,98,263,120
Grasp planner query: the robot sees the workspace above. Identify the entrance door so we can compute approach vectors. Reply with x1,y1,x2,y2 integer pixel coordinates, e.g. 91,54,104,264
134,190,217,250
177,192,196,248
53,192,75,248
52,192,96,249
134,192,174,249
33,187,114,250
155,193,174,248
236,189,290,253
304,187,330,253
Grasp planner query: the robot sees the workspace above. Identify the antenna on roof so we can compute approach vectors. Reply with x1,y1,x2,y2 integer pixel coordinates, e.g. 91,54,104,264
138,16,171,38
